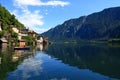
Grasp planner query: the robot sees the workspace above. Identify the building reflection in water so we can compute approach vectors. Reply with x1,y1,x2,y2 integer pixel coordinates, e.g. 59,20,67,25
36,43,49,51
12,43,50,62
0,45,38,80
12,49,36,62
0,43,50,80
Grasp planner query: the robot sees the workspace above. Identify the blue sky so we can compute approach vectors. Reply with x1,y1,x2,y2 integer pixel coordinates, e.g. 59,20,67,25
0,0,120,33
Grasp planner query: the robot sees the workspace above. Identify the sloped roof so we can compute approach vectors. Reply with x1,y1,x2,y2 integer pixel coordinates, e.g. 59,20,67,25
19,28,28,34
0,38,7,43
18,39,26,42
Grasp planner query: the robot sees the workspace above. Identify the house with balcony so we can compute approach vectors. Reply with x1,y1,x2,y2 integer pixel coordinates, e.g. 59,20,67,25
28,30,38,38
18,28,29,40
10,25,29,40
8,25,48,46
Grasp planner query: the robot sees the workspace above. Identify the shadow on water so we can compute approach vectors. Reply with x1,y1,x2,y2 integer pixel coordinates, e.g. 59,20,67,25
45,42,120,79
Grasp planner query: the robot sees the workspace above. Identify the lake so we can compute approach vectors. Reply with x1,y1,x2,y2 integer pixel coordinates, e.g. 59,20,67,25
0,43,120,80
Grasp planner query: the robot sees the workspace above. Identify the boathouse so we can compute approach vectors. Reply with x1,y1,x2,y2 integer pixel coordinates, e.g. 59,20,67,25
18,40,26,47
0,37,8,47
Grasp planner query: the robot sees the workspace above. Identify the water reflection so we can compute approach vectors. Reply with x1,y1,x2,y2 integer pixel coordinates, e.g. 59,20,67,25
12,50,35,62
4,50,46,80
0,47,36,80
0,47,18,80
46,43,120,79
8,57,43,80
36,43,49,51
0,43,120,80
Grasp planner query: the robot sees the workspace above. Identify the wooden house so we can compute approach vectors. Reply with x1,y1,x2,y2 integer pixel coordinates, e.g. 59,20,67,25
0,37,8,47
14,40,30,50
18,40,26,47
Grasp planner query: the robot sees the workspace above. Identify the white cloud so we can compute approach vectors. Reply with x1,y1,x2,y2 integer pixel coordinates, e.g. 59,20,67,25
12,9,50,33
12,0,70,33
33,27,50,33
12,9,44,33
11,58,43,80
14,0,70,7
19,10,43,27
40,0,70,7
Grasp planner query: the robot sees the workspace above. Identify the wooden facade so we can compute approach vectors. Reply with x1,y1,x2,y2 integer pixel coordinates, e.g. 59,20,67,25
19,40,26,47
0,38,8,48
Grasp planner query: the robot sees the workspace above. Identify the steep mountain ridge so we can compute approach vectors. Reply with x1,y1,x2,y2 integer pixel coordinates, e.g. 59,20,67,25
42,7,120,40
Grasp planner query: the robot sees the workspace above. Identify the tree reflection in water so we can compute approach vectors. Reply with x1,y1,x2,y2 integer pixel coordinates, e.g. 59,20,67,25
0,43,120,80
45,43,120,79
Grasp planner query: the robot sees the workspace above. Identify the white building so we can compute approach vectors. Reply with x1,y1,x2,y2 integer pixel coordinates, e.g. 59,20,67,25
36,36,44,45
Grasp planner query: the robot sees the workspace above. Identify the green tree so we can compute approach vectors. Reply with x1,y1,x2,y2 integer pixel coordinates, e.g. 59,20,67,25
22,36,34,46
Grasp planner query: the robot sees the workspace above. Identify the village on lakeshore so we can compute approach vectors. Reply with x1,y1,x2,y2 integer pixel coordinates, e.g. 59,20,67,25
0,21,50,49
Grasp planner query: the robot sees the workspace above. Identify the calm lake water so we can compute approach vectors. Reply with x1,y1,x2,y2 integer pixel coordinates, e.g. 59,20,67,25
0,43,120,80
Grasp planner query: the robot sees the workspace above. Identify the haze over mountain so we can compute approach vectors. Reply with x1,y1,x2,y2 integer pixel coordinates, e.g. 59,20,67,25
42,7,120,41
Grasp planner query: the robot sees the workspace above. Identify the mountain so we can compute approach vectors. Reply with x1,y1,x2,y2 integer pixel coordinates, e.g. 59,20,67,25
42,7,120,41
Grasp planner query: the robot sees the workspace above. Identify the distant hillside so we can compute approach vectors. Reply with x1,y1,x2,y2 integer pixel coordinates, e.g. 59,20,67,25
0,4,24,29
42,7,120,41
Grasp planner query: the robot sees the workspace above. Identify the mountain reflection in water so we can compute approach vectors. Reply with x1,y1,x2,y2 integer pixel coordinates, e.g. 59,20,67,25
45,43,120,79
0,43,120,80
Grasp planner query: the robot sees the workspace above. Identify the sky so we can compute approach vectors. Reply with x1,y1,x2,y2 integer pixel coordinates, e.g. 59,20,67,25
0,0,120,33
